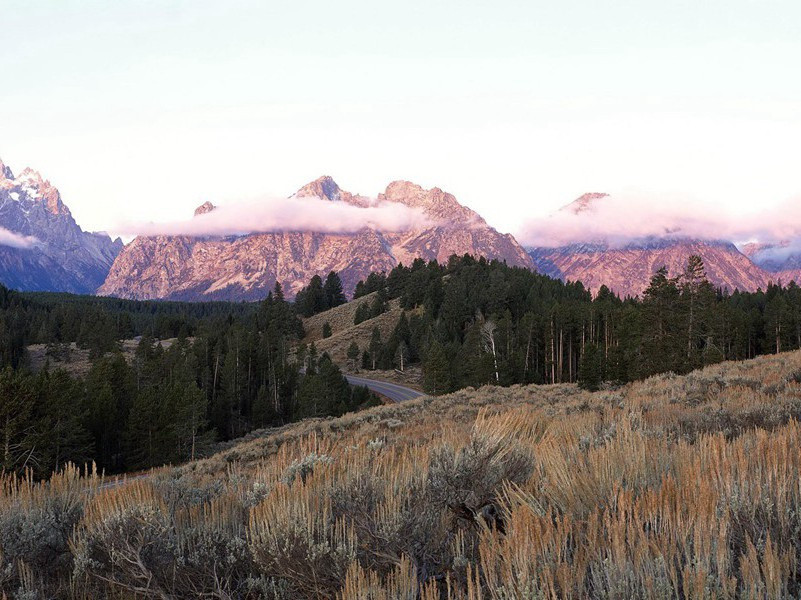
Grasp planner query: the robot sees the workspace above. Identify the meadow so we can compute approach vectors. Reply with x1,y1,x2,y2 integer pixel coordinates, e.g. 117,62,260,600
4,350,801,598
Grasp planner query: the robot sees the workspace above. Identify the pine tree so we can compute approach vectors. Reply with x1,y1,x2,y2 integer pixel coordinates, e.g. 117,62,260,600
368,327,382,370
347,342,360,371
172,382,212,461
34,369,92,474
296,275,327,317
0,367,35,473
423,340,451,395
577,343,602,391
324,271,347,308
322,322,333,338
354,302,371,325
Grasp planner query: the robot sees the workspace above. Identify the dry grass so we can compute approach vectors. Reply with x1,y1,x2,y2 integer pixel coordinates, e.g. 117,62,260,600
5,351,801,598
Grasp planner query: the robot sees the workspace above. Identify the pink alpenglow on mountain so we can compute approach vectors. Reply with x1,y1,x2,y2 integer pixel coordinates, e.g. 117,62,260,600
98,177,534,301
526,192,799,298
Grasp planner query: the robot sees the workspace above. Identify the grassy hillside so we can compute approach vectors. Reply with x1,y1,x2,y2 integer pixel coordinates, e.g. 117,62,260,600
301,294,406,366
5,351,801,597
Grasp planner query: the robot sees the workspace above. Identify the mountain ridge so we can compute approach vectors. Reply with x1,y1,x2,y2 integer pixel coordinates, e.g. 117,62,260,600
528,192,801,297
0,158,123,293
98,177,534,300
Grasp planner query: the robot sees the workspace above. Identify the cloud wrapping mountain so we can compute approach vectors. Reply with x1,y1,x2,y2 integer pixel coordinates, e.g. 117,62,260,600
0,158,123,293
99,177,533,301
518,191,801,248
0,226,37,249
114,195,435,238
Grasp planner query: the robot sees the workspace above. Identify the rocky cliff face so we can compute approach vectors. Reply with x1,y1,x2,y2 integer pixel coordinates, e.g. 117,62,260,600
0,158,122,293
99,177,534,301
527,193,792,297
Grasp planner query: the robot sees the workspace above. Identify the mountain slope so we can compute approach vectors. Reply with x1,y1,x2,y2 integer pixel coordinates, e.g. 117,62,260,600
527,193,785,297
530,239,772,297
0,158,122,293
99,177,533,300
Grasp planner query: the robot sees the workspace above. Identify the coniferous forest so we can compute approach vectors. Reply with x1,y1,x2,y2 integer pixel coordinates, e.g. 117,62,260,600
1,254,801,478
0,283,377,477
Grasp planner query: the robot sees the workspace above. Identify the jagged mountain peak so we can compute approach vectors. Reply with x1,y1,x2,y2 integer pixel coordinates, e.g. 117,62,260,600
0,157,123,293
0,161,69,217
194,201,216,216
295,176,342,201
379,180,483,224
561,192,609,214
17,167,44,183
0,158,13,180
100,177,534,301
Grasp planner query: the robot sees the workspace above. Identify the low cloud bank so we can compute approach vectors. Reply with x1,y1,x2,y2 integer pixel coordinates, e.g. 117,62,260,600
116,195,433,238
0,227,38,249
518,191,801,249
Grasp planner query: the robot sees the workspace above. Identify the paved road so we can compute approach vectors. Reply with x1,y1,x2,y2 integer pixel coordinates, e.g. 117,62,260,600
345,374,424,403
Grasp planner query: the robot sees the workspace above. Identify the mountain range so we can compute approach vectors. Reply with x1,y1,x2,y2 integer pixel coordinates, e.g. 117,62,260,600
97,176,532,300
527,193,801,297
0,156,799,300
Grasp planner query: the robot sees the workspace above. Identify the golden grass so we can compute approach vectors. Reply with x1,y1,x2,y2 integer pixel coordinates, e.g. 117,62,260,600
5,351,801,598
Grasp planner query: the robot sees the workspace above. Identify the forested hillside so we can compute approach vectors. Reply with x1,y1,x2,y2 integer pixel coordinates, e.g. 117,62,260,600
0,284,377,477
343,254,801,393
2,253,801,480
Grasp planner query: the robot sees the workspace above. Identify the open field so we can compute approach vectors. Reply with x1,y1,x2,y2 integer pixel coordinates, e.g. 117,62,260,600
5,351,801,597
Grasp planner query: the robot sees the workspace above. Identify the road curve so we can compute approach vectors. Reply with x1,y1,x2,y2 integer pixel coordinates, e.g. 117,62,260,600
345,374,424,403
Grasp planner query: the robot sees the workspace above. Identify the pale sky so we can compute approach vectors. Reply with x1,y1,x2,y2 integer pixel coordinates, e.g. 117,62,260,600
1,0,800,242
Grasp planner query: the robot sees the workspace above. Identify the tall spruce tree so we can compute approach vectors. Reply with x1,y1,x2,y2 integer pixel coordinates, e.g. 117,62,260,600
324,271,347,308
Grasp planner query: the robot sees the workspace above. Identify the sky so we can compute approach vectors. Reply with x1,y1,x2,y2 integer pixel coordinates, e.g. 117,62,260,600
1,0,800,245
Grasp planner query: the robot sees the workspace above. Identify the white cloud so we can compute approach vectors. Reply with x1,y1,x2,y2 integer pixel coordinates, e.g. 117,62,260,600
113,195,433,238
0,227,38,249
518,191,801,248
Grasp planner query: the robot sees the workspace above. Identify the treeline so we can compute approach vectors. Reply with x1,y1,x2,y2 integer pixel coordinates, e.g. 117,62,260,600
3,253,801,475
3,290,258,366
345,255,801,394
0,284,377,477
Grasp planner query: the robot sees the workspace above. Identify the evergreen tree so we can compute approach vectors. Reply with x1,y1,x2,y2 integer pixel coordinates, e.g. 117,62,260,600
577,343,602,391
171,382,212,461
295,275,327,317
354,302,372,325
33,369,92,474
368,327,382,370
324,271,347,308
423,340,451,395
322,322,333,338
347,342,360,371
0,367,35,473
